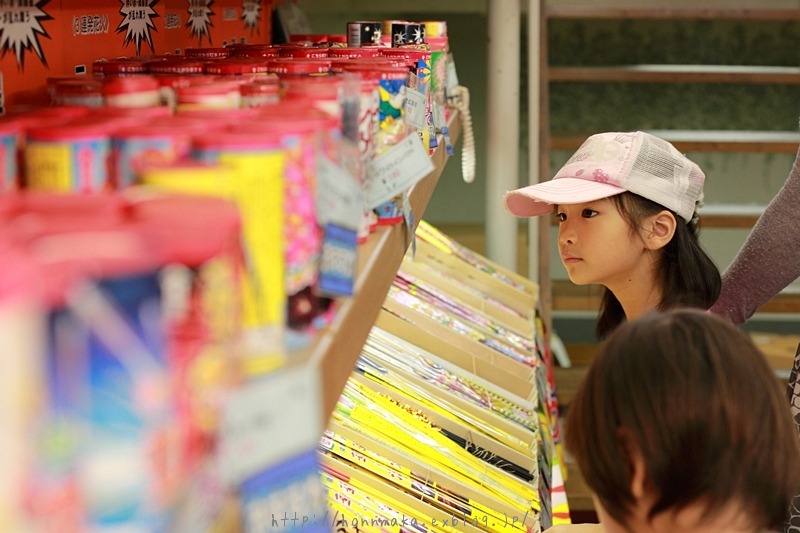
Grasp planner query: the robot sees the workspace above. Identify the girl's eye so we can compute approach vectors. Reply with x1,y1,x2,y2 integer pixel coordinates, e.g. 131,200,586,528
582,208,598,218
555,212,567,222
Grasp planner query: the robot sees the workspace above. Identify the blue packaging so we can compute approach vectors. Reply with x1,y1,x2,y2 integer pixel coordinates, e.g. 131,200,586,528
240,450,329,533
39,271,174,532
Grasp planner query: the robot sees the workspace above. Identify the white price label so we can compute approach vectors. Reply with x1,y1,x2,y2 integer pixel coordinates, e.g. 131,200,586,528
404,87,427,131
366,134,435,209
218,366,321,486
433,102,446,129
446,53,460,93
316,155,365,230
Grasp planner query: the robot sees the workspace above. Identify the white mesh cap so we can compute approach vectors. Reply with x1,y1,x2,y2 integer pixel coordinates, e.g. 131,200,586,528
504,131,705,223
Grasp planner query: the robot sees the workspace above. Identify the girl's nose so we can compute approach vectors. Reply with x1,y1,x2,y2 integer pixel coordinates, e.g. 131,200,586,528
558,224,575,246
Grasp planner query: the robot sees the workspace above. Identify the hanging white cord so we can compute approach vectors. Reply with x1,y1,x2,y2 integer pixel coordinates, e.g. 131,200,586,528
449,85,476,183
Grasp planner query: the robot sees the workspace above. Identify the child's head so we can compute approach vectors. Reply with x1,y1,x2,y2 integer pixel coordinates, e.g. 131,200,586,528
566,308,800,533
504,131,719,337
504,131,705,223
595,192,720,338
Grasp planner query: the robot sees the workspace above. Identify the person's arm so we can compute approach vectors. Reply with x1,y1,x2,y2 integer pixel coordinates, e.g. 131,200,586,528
709,144,800,325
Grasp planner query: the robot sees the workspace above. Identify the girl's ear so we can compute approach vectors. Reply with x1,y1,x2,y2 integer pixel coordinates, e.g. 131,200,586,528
628,442,649,500
644,210,677,251
617,428,649,500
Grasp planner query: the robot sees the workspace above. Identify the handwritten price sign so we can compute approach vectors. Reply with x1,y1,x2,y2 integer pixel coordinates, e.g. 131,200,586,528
365,134,434,209
218,366,322,485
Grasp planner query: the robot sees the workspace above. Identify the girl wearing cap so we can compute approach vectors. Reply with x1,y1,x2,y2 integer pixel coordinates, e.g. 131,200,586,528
504,131,720,338
547,308,800,533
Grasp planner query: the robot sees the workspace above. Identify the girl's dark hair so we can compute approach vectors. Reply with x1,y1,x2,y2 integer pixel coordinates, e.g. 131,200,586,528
567,309,800,531
595,192,720,339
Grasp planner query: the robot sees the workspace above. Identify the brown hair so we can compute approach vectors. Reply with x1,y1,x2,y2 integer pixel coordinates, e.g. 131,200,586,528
567,308,800,530
596,192,720,339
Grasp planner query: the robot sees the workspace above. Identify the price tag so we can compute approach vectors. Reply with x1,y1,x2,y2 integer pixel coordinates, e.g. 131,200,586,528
218,366,321,486
366,134,435,209
433,101,446,130
316,154,365,230
446,53,460,93
402,194,416,258
404,87,427,131
318,223,357,297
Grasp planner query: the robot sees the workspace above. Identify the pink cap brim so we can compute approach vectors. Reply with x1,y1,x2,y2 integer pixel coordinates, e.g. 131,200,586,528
504,177,627,217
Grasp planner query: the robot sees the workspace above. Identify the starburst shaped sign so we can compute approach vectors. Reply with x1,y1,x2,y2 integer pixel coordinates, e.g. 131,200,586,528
117,0,159,55
187,0,214,44
0,0,53,68
241,0,260,34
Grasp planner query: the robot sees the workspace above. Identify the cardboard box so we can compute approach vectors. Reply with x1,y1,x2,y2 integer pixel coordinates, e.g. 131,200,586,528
411,239,538,322
375,309,537,402
349,372,537,469
400,256,536,337
323,422,539,533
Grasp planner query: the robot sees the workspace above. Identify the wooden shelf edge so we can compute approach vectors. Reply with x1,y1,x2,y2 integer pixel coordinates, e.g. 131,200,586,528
551,130,800,154
697,214,760,228
307,112,462,425
545,6,800,21
548,65,800,84
551,279,800,315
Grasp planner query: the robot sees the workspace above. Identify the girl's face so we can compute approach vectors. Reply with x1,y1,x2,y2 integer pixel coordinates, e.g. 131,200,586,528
556,198,653,291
